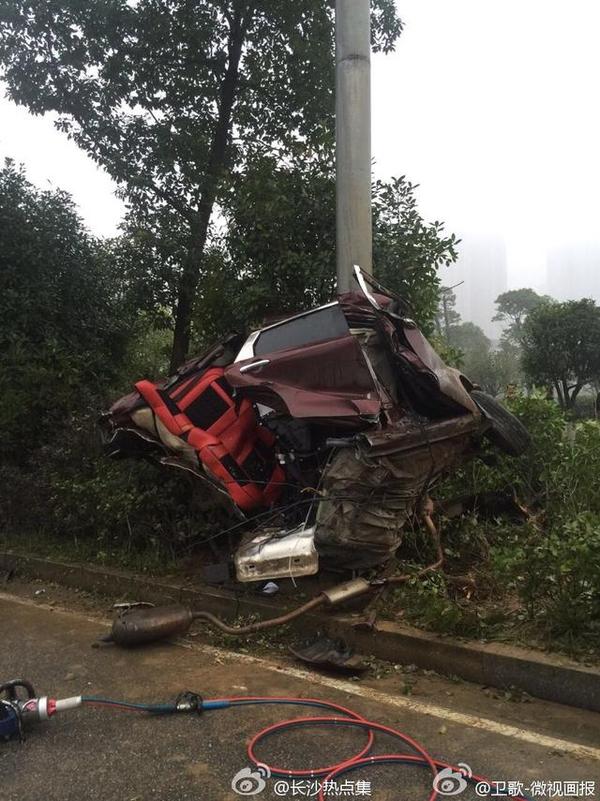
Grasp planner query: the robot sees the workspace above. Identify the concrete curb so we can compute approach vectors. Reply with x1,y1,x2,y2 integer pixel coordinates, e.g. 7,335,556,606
2,550,599,713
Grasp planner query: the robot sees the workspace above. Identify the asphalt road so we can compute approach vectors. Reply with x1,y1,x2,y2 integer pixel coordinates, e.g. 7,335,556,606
1,591,598,801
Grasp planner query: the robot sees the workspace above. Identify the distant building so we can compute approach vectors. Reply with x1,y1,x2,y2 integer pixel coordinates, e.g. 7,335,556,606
439,235,508,338
546,243,600,303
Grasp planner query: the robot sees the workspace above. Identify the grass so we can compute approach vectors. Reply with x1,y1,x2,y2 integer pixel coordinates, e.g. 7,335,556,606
0,527,179,576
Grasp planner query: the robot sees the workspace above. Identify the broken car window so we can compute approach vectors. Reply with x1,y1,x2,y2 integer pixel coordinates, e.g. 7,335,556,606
254,304,350,356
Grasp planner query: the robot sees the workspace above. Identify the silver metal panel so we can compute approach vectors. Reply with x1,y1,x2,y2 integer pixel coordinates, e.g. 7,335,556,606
234,524,319,583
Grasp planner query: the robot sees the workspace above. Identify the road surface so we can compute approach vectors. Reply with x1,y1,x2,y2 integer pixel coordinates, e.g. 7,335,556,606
0,588,598,801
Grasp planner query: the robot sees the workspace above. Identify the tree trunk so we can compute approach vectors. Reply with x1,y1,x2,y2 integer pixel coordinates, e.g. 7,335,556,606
442,295,451,341
567,381,585,410
170,230,208,371
553,381,564,408
169,4,249,373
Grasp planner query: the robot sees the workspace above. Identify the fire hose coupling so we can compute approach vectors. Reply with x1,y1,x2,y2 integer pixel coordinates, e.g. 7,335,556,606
175,692,203,714
20,696,57,722
320,578,373,606
18,694,82,724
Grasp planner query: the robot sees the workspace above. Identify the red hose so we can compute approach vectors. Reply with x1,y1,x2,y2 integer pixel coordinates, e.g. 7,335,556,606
218,695,531,801
83,692,532,801
249,715,438,801
211,694,375,777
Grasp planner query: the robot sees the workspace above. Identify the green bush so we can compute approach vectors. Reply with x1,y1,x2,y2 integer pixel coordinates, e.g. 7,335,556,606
490,514,600,641
397,396,600,652
439,395,565,507
0,412,230,569
0,161,129,460
0,162,220,567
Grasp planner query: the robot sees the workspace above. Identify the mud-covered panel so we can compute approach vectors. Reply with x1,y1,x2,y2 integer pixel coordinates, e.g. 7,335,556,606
314,448,428,570
314,428,477,570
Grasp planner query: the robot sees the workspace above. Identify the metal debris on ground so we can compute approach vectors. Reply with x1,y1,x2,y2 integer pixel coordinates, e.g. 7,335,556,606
289,636,368,674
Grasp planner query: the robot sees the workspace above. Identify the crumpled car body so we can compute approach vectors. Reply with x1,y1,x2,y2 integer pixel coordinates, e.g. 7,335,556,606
101,268,528,580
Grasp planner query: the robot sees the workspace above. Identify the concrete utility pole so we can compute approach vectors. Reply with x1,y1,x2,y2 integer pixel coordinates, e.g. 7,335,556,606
335,0,372,294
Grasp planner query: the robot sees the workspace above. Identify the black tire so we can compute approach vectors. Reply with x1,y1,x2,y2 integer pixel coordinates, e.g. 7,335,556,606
470,390,532,457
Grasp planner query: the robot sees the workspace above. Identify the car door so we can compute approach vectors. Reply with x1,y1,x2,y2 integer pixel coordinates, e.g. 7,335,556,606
225,303,381,421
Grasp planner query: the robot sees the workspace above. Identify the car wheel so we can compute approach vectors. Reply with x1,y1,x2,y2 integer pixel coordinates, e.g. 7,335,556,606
470,390,531,457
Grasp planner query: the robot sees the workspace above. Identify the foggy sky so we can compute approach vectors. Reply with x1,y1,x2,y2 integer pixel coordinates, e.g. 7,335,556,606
2,0,599,326
372,0,600,302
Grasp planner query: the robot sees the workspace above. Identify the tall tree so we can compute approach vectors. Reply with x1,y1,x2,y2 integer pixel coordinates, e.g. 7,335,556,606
493,287,550,343
372,177,459,332
521,299,600,409
188,161,459,342
435,287,461,340
448,321,490,360
465,341,523,397
0,0,401,370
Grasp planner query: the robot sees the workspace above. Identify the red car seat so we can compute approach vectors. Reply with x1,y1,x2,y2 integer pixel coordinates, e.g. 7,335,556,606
135,368,284,512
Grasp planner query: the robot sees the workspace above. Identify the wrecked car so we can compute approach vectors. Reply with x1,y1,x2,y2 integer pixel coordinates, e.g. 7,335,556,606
101,266,530,583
